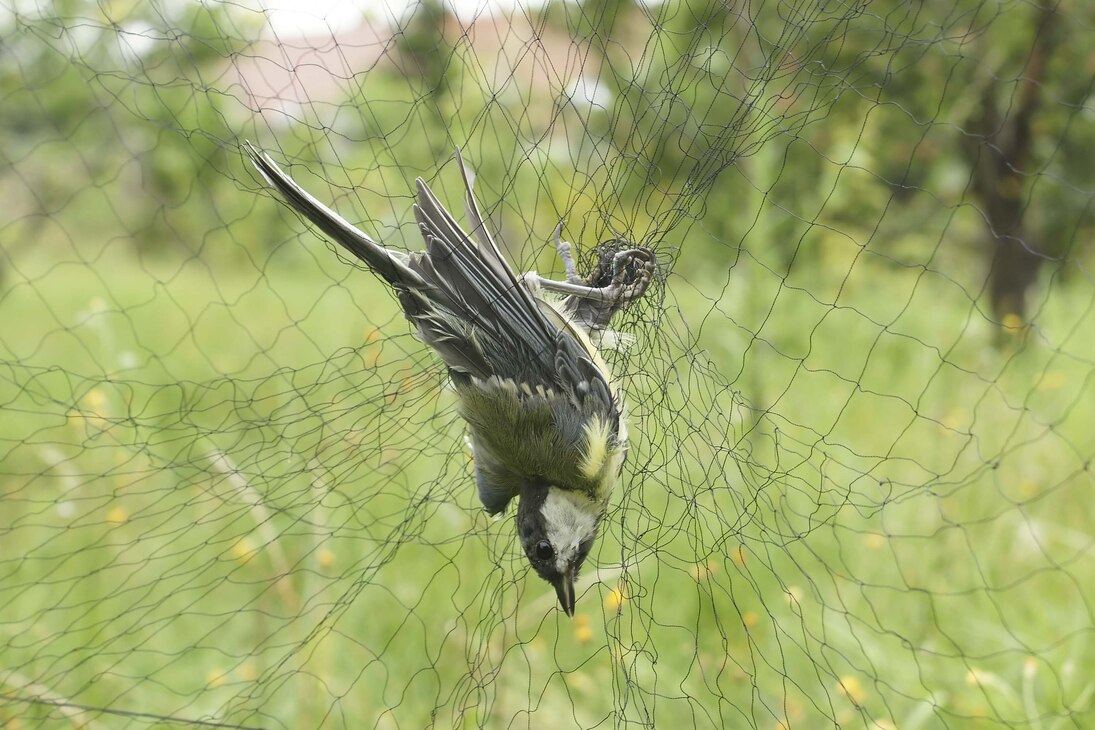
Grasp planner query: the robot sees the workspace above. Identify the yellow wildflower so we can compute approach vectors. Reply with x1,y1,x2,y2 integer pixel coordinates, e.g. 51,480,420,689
838,675,866,704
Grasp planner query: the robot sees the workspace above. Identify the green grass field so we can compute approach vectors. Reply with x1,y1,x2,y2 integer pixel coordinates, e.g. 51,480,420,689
2,231,1094,729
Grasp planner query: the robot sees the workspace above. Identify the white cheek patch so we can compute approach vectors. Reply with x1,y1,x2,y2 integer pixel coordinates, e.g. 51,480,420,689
541,487,598,573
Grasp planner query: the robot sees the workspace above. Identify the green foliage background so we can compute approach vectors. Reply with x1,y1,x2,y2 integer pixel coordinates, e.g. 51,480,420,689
2,1,1094,728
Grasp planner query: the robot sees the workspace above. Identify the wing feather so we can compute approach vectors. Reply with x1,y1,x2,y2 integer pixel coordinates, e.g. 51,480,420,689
247,141,619,428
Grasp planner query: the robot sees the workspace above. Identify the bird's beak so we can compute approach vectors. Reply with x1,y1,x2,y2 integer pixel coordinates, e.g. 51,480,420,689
552,566,576,618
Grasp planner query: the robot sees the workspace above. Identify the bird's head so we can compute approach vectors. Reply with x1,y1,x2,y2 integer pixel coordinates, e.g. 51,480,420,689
517,484,601,617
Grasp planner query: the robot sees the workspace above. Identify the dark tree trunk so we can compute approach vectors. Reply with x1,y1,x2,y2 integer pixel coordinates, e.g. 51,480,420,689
964,2,1058,326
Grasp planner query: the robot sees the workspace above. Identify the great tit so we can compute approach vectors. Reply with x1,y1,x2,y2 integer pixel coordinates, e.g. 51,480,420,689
243,142,654,616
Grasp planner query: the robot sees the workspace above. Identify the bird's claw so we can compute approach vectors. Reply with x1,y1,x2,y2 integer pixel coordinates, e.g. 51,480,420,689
535,241,656,310
607,248,656,306
553,220,583,285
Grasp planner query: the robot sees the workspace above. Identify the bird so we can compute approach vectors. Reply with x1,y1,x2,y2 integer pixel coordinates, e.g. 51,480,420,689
243,141,654,616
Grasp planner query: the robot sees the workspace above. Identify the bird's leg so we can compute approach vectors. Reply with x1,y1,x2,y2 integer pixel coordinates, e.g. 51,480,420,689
534,247,656,307
553,221,584,284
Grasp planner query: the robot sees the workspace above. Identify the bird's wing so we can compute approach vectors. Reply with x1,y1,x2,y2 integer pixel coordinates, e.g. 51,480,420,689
412,179,553,361
454,149,509,274
247,141,618,426
469,434,522,515
449,151,616,415
411,174,617,426
540,303,618,424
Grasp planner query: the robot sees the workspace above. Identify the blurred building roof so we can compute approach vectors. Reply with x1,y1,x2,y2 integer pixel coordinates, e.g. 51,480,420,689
224,11,590,125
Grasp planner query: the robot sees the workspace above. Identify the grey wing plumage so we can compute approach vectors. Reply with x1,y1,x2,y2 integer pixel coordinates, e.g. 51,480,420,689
413,163,619,423
409,176,558,382
245,141,618,421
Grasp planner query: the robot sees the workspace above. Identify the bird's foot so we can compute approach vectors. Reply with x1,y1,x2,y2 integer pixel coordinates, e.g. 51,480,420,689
535,245,656,308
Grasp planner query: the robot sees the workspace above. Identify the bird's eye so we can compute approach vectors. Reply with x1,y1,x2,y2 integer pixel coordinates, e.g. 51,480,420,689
535,540,554,561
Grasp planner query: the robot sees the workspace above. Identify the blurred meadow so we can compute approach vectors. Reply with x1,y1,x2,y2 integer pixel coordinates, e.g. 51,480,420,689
2,1,1095,728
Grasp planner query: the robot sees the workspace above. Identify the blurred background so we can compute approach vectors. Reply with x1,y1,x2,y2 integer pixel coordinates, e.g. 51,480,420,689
2,0,1095,727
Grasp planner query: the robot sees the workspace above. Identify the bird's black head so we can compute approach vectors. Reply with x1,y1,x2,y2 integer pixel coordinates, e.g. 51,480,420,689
517,483,600,617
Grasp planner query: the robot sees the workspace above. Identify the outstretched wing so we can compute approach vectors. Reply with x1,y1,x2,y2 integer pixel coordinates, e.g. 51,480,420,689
410,165,617,425
245,140,618,426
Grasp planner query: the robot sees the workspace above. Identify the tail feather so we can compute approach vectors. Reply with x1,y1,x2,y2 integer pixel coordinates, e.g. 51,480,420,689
243,141,425,290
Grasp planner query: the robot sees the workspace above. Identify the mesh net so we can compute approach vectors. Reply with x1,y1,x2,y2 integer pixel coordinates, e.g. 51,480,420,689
3,0,1095,727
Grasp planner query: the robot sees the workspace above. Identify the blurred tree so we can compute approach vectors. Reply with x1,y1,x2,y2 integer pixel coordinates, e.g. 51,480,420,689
393,0,461,142
549,0,887,244
962,1,1060,323
0,2,254,262
810,0,1094,327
